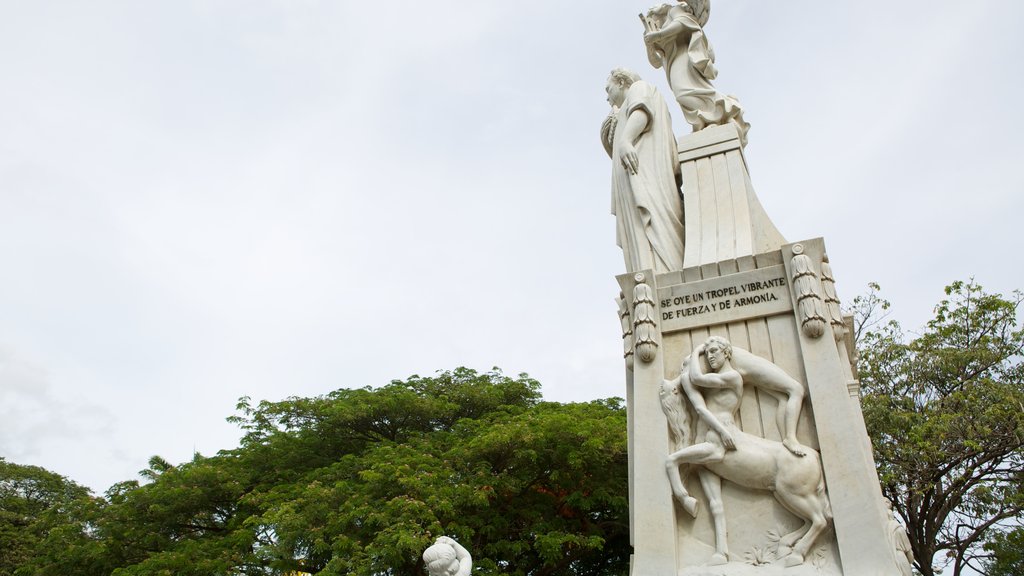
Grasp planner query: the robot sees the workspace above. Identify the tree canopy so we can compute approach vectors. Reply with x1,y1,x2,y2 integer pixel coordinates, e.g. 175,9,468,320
856,280,1024,576
12,368,629,576
0,458,91,575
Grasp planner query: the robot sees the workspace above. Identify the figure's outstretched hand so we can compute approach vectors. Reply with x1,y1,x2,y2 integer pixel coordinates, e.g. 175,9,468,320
619,143,639,175
644,30,663,45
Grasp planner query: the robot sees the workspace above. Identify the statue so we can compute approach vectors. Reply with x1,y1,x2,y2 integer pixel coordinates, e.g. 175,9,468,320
641,1,750,145
662,336,831,566
603,68,684,274
422,536,472,576
885,499,914,576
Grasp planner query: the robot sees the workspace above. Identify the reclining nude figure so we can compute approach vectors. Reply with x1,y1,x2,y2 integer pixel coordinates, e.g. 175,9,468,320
664,337,831,566
664,339,808,457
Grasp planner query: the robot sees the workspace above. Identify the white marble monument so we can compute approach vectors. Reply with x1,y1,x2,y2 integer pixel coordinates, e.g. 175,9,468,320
604,3,904,575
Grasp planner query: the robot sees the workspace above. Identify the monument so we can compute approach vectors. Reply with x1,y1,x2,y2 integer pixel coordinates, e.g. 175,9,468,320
605,3,910,575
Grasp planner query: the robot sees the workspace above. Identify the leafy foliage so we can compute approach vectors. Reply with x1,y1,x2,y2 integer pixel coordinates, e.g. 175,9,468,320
856,281,1024,576
983,526,1024,576
0,459,90,575
15,368,629,576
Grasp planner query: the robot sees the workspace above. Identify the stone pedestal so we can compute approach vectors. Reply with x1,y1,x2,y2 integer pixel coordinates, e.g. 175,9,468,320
678,124,786,267
617,128,902,576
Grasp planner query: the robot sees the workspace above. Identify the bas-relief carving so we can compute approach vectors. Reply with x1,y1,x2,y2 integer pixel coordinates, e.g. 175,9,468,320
604,69,684,274
660,337,831,568
641,1,750,146
423,536,472,576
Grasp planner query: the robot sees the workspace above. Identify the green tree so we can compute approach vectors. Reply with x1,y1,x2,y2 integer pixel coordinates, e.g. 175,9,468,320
984,526,1024,576
856,281,1024,576
19,368,629,576
230,368,628,576
0,458,91,575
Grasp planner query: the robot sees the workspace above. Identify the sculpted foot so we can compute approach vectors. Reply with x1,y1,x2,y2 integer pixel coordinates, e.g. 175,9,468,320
783,553,805,567
783,439,806,457
707,552,728,566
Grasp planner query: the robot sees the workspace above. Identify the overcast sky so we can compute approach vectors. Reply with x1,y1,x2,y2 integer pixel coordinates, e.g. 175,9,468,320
1,1,1022,494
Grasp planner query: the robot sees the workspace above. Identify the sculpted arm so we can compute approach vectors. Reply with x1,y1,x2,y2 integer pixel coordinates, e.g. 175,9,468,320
644,6,699,45
644,16,683,45
617,107,650,175
681,354,736,449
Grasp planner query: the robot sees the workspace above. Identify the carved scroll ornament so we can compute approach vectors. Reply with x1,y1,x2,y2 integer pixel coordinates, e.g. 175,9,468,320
632,274,659,363
790,244,827,339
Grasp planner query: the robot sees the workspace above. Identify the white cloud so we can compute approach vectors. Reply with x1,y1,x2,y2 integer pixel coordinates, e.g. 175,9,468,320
0,345,116,486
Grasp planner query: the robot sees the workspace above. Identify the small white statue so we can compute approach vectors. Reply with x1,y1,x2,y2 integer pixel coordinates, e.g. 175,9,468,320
641,1,749,145
603,68,684,274
422,536,472,576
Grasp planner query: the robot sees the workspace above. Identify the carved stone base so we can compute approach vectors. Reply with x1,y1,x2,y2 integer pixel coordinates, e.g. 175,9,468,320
618,241,901,576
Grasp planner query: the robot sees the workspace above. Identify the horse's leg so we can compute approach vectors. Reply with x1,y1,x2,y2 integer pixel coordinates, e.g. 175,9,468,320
773,490,829,567
771,491,810,562
697,469,728,565
665,457,698,517
666,441,721,517
778,519,810,557
771,487,809,550
787,494,829,567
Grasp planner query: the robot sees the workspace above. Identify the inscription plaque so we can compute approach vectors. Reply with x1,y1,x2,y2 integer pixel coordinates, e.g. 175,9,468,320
657,265,793,332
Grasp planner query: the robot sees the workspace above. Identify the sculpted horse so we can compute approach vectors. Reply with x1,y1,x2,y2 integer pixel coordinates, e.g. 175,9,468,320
661,337,831,566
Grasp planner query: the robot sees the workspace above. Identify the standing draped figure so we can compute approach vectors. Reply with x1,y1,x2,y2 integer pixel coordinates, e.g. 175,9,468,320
642,1,749,146
603,68,684,274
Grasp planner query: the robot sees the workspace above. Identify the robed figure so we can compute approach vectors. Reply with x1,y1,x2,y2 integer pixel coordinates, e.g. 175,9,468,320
602,68,684,274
